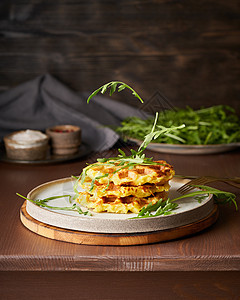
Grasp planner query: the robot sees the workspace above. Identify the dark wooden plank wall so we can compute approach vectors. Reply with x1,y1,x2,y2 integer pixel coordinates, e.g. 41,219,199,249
0,0,239,111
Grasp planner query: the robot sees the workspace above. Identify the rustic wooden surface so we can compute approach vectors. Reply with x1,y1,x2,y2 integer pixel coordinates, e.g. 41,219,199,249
20,201,219,246
0,146,240,297
0,0,239,112
1,271,240,300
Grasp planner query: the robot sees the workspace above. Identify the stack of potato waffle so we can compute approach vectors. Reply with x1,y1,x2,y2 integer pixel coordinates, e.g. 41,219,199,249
76,160,175,214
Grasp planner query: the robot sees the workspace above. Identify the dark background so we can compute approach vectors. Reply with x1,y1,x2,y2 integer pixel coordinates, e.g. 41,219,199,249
0,0,239,112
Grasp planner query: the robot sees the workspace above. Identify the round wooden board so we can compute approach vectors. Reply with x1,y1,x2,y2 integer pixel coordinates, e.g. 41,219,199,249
20,201,219,246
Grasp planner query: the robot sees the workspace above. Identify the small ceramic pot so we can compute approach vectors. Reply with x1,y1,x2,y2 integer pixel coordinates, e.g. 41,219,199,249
4,130,49,161
46,125,81,155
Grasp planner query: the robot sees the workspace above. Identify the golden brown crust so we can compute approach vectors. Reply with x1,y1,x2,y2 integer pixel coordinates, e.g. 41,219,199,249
79,179,170,198
78,160,174,214
76,191,168,214
83,160,174,186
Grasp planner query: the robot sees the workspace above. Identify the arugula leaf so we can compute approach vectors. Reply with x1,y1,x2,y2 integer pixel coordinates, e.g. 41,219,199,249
132,185,237,219
16,193,92,216
116,105,240,145
89,173,109,192
87,81,144,103
131,198,178,219
170,185,237,210
110,82,117,96
72,175,81,200
118,84,126,92
88,114,184,168
194,185,238,209
137,116,185,154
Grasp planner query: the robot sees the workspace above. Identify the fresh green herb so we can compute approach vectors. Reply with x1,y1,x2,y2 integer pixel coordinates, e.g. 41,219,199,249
194,195,207,203
16,193,92,216
100,112,183,165
132,185,237,218
79,113,185,189
194,185,238,209
131,199,178,219
99,113,184,166
116,105,240,145
80,81,185,191
89,173,109,192
72,175,81,200
87,81,144,104
171,185,237,210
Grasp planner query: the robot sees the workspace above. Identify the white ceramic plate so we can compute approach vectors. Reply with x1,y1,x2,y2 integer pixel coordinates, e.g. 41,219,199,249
25,177,214,233
129,138,240,155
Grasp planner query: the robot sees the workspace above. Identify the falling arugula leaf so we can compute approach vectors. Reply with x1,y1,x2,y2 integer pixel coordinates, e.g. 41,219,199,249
87,81,144,103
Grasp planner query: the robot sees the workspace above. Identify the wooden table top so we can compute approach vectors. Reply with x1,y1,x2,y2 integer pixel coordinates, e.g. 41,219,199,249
0,147,240,272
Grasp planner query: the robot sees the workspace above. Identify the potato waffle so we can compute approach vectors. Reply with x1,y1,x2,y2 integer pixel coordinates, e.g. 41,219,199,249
76,191,168,214
79,178,170,198
76,160,174,214
83,160,174,186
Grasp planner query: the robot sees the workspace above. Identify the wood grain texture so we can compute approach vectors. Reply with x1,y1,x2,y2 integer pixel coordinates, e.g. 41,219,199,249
20,201,219,246
0,0,239,112
1,271,240,300
0,147,240,272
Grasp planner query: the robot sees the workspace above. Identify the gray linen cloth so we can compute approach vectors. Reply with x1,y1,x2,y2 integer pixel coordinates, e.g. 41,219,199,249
0,74,146,151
